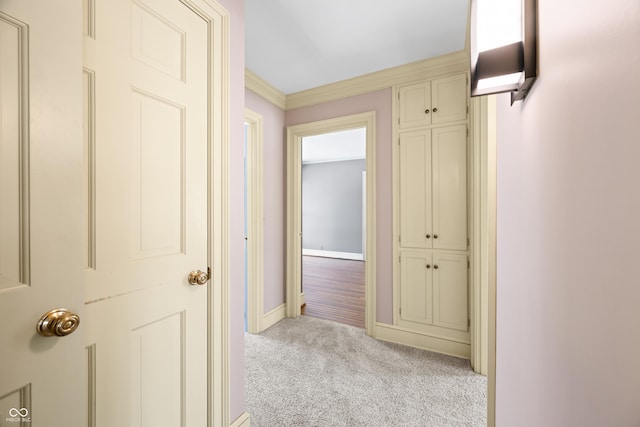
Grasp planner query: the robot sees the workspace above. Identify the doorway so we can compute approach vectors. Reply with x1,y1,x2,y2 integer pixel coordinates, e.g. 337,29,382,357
286,111,376,335
300,128,366,328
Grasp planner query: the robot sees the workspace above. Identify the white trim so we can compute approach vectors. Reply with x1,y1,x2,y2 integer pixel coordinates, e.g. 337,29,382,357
286,112,377,335
375,323,471,359
230,412,250,427
245,68,286,110
285,51,469,111
244,108,265,335
262,303,286,331
302,249,364,261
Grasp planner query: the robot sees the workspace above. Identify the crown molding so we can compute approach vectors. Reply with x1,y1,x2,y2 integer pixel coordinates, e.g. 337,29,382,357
245,68,286,110
284,50,470,111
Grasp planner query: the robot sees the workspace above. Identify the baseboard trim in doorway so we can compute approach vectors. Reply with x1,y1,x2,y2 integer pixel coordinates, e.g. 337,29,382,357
375,323,471,359
230,411,250,427
302,249,364,261
262,303,286,331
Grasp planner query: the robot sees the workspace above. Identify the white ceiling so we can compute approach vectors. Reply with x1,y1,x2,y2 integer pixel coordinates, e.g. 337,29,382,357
245,0,469,94
302,128,366,164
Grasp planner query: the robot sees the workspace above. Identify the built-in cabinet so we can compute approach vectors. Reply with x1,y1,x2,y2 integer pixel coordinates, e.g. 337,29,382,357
394,72,470,350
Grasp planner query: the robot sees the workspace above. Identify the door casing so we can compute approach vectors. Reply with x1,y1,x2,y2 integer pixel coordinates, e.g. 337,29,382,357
285,111,377,335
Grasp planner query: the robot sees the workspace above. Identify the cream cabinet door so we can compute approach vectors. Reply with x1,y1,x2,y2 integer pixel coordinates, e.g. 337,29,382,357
431,73,468,125
399,130,432,248
398,81,431,129
432,125,468,251
433,253,468,331
0,1,85,425
399,252,433,325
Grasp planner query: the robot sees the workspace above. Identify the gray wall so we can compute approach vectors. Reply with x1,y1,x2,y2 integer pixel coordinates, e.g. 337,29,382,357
302,159,365,254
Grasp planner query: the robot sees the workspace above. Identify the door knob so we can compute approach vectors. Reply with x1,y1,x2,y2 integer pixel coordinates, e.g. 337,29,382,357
424,109,430,114
36,308,80,337
426,264,431,269
426,234,431,238
433,234,438,239
433,107,438,113
434,265,439,269
188,269,209,286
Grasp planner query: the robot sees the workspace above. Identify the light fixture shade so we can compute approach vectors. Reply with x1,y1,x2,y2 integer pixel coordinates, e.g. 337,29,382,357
470,0,537,103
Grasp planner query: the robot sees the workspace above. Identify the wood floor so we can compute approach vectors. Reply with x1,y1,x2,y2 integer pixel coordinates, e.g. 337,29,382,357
301,255,365,328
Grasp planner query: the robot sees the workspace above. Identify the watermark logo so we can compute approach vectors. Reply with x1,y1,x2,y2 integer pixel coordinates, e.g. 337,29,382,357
5,407,30,424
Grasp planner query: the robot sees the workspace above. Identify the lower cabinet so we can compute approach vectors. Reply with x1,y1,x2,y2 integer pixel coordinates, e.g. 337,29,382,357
398,251,469,339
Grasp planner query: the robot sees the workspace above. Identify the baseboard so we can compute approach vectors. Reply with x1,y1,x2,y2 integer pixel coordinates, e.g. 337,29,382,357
230,411,250,427
262,303,286,331
375,323,471,359
302,249,364,261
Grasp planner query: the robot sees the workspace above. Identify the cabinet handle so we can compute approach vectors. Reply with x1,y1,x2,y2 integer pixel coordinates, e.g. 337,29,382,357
433,234,438,239
433,107,438,113
424,109,430,114
434,265,439,269
426,234,431,239
426,264,431,269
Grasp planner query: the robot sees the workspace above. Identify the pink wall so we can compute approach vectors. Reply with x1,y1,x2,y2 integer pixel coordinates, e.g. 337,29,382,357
216,0,245,421
495,0,640,425
245,89,287,312
285,89,394,323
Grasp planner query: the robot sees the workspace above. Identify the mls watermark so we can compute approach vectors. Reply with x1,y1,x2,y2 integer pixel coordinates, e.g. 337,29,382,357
5,408,31,424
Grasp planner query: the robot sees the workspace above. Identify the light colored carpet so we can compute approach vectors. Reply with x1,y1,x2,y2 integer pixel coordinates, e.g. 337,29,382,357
245,316,486,427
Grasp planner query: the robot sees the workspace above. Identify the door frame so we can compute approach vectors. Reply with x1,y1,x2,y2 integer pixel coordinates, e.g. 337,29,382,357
193,0,231,425
285,111,377,335
244,108,264,334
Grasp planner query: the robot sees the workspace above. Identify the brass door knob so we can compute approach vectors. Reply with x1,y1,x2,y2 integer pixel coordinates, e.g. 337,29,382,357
424,109,430,114
433,107,438,113
188,269,209,286
36,308,80,337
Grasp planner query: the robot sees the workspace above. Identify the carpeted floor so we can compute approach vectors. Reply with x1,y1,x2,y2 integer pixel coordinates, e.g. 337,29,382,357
245,316,487,427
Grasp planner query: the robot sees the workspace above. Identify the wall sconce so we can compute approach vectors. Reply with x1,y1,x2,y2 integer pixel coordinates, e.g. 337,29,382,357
470,0,537,104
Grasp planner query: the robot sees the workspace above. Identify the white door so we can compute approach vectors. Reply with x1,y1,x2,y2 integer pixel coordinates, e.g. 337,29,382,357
0,0,85,426
83,0,212,425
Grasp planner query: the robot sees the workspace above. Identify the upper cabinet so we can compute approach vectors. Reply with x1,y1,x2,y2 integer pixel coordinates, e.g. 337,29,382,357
398,73,468,130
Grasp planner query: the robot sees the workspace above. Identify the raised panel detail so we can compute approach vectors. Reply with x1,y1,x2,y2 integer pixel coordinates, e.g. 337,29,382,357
0,384,31,424
82,0,95,38
86,344,97,427
83,69,96,269
0,14,29,291
132,312,185,427
400,252,432,324
132,3,185,81
398,82,431,129
131,89,185,260
432,125,467,251
431,73,467,125
399,130,431,249
433,253,468,331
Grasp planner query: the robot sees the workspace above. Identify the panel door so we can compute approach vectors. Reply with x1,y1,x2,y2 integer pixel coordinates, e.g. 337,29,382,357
432,125,468,251
431,73,468,125
399,130,432,249
83,0,210,424
399,252,432,325
398,81,431,130
0,1,85,425
433,253,468,331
